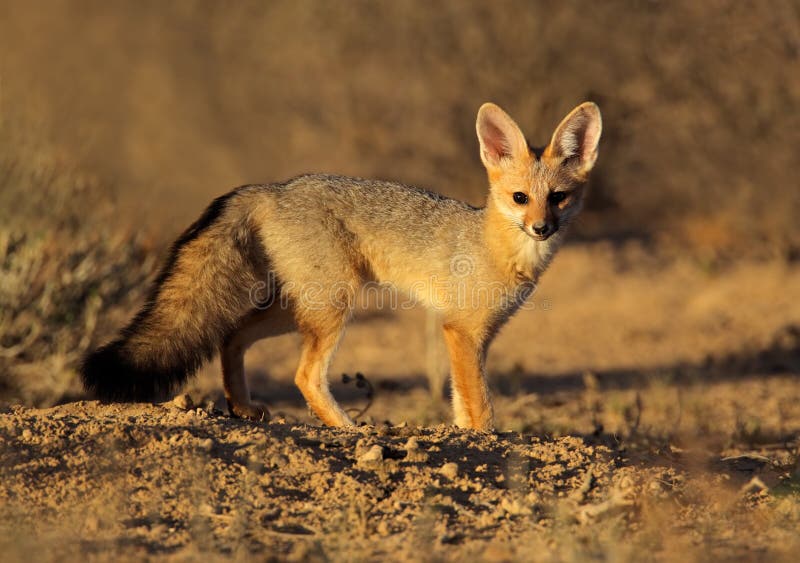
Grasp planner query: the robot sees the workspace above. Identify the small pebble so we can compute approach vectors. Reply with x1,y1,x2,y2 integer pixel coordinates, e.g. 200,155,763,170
404,436,429,462
357,445,384,467
269,454,289,468
376,520,391,536
439,462,459,480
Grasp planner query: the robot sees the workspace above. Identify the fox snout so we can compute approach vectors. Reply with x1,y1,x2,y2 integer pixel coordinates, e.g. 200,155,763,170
531,220,557,239
525,217,558,240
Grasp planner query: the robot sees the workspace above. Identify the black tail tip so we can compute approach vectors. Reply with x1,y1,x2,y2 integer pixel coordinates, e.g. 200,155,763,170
80,341,178,402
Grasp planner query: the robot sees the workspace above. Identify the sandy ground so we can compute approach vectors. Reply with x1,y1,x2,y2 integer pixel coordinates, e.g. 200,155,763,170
1,390,799,562
2,244,800,561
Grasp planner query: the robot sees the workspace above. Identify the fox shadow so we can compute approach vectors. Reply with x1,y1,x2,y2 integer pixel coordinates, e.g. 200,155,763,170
248,323,799,408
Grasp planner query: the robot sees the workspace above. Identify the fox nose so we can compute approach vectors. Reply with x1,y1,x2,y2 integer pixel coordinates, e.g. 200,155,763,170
532,221,551,237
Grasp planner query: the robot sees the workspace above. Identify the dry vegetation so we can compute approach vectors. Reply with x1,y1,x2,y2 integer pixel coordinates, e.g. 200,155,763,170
0,116,153,406
1,1,799,561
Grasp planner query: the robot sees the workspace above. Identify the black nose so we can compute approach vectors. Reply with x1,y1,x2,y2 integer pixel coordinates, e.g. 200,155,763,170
532,221,551,236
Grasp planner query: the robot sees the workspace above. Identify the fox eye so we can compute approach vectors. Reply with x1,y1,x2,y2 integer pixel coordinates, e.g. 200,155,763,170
549,191,568,205
512,192,529,205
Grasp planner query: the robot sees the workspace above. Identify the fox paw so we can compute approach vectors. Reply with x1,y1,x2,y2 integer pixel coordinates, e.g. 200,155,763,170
227,400,270,422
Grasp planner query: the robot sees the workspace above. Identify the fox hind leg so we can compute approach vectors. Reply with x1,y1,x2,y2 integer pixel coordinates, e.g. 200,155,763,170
221,304,296,421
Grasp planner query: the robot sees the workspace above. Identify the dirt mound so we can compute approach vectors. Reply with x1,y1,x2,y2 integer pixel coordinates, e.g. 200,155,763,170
2,401,798,561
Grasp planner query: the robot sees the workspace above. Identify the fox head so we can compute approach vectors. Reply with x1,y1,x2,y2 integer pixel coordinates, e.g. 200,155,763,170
476,102,602,241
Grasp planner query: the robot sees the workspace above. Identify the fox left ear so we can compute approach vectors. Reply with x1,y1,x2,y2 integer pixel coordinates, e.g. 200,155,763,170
547,102,602,178
476,103,530,171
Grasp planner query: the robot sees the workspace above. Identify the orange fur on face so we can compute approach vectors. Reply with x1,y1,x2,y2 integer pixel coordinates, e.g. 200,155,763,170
485,145,585,235
523,199,549,228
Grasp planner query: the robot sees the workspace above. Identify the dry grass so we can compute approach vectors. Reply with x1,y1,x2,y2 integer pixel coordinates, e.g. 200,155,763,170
0,117,154,406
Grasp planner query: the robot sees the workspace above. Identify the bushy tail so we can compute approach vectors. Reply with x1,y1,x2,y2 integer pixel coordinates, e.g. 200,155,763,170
81,188,271,402
81,339,180,402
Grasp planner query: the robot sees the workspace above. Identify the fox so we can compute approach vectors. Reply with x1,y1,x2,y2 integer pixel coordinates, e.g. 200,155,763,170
81,101,601,431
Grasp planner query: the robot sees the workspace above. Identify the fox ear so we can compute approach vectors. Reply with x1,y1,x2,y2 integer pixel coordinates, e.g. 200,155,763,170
476,103,530,170
548,102,602,176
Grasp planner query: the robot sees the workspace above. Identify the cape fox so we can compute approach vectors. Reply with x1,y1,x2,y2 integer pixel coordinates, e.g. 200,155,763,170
81,102,602,430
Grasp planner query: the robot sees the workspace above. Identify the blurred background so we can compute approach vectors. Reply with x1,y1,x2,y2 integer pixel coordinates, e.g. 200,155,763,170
1,0,799,418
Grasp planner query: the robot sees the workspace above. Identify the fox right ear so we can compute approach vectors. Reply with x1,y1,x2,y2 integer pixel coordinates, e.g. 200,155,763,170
476,103,530,171
547,102,602,178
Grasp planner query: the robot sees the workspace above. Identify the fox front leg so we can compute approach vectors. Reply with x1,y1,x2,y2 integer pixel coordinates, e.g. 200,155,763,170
442,325,494,431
